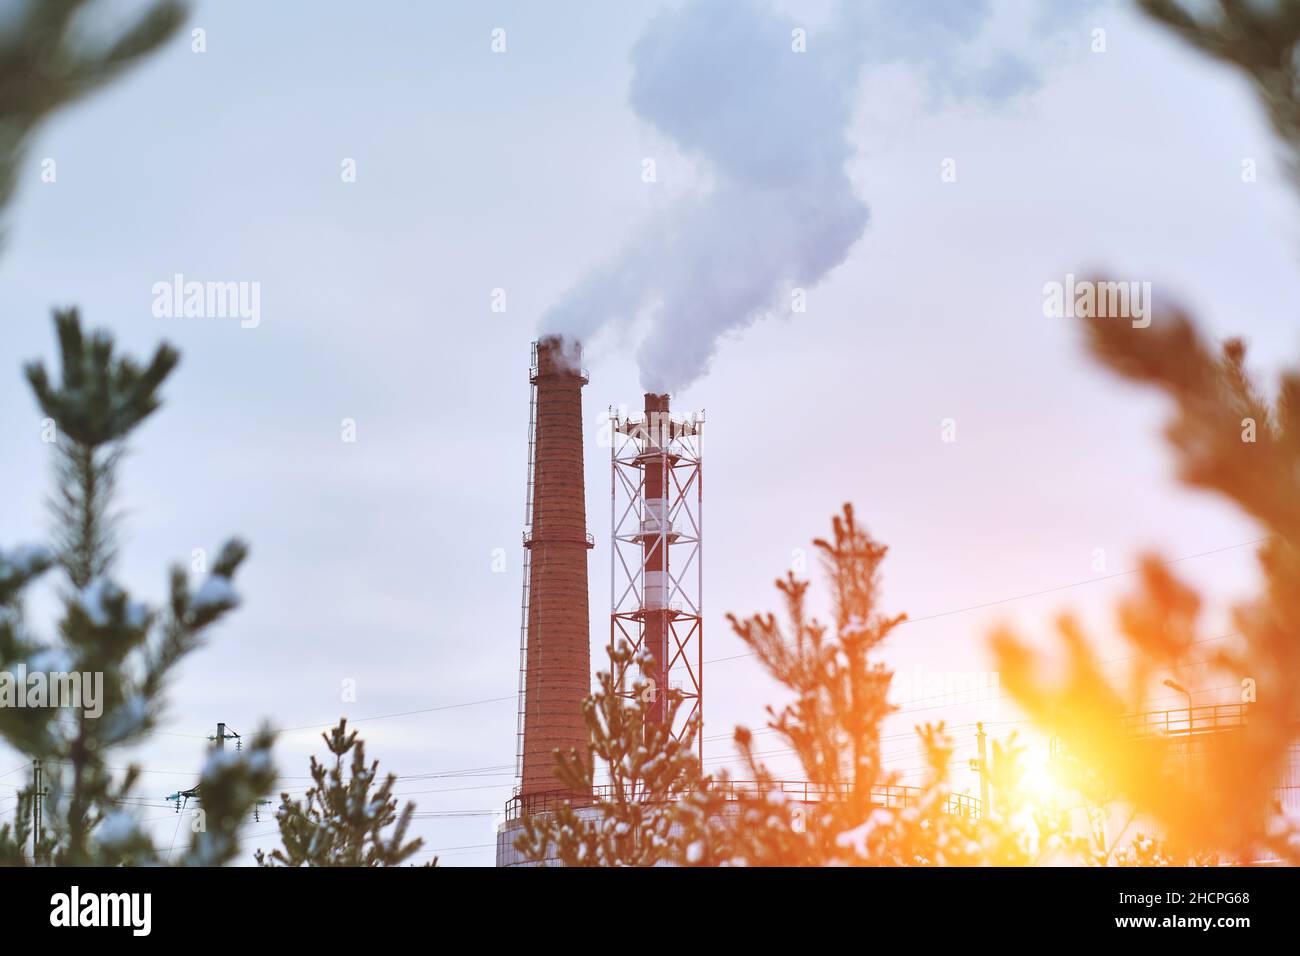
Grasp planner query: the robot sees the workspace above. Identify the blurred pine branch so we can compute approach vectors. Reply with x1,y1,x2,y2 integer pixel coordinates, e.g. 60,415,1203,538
0,0,188,225
1140,0,1300,180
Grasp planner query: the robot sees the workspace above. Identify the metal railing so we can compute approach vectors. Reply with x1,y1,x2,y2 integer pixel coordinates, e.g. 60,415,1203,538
505,780,980,822
522,530,595,549
529,363,590,385
1121,702,1250,738
1050,702,1254,764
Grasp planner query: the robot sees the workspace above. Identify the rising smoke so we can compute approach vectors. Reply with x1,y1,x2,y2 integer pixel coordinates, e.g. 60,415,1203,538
542,0,1076,394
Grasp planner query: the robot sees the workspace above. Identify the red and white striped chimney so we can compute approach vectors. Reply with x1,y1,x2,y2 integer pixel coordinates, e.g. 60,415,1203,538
640,392,672,725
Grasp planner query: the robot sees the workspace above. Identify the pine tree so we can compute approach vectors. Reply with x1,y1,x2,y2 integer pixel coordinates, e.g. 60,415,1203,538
718,505,1081,866
988,0,1300,866
255,719,428,867
0,0,188,225
511,510,1086,866
1139,0,1300,182
0,308,275,866
513,642,722,866
719,504,905,865
993,323,1300,863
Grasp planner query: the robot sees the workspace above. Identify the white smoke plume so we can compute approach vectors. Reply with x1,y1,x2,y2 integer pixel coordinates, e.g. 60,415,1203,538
543,0,1075,394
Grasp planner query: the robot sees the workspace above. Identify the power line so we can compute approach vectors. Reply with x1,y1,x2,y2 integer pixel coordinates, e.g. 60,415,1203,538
700,683,1240,773
139,536,1266,745
704,538,1265,665
3,535,1263,854
268,696,517,736
164,804,187,862
93,623,1222,793
698,631,1242,748
390,783,514,798
413,842,495,854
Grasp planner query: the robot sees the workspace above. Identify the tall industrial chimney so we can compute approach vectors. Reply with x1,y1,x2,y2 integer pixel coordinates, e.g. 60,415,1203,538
610,392,704,756
518,336,593,798
640,392,672,726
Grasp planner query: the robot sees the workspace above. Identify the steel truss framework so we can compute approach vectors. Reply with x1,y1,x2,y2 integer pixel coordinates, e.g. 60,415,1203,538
610,406,704,761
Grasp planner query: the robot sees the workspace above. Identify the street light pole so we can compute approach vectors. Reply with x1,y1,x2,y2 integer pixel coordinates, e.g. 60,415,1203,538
1162,678,1193,787
1162,678,1193,731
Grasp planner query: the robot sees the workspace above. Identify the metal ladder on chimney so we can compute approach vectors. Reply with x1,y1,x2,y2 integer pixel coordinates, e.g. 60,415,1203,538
514,344,539,788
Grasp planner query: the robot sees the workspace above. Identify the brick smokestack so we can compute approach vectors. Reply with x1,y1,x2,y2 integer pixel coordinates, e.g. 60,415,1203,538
521,336,593,797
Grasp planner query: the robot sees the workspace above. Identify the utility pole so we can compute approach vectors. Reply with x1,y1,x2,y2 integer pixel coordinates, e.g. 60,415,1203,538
172,723,241,815
209,722,239,751
31,758,46,864
971,723,990,816
1162,679,1194,786
1163,678,1193,731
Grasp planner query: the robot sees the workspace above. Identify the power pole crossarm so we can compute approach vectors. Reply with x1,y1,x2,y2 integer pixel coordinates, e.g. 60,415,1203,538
208,722,240,751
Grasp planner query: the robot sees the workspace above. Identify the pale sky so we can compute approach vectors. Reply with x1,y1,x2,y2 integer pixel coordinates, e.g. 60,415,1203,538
1,0,1295,865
